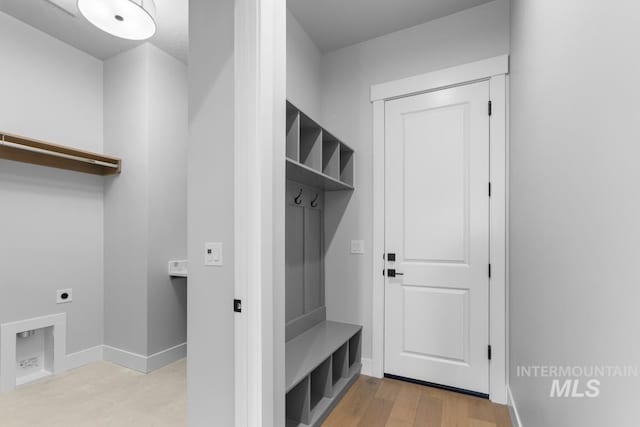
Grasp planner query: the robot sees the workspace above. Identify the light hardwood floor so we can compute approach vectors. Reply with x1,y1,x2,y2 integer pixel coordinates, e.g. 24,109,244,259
0,363,510,427
0,360,186,427
323,376,512,427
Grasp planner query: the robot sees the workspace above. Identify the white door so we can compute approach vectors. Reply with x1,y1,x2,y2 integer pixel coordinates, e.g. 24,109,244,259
384,81,490,394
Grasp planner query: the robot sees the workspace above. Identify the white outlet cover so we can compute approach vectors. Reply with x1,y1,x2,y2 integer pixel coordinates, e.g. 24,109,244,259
351,240,365,254
56,289,72,304
205,242,223,266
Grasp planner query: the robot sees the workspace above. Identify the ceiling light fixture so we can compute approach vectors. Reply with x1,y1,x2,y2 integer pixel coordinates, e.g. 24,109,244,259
77,0,157,41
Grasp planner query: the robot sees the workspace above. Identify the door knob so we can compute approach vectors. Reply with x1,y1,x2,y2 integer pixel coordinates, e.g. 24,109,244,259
387,269,404,278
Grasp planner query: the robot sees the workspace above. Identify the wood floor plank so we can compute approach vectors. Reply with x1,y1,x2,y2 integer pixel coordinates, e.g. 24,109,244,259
385,382,421,427
493,404,512,427
375,377,402,402
467,395,497,424
412,390,443,427
357,397,394,427
322,376,512,427
323,376,381,426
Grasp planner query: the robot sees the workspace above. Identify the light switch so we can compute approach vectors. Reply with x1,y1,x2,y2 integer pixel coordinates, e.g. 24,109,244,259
351,240,365,254
205,242,223,266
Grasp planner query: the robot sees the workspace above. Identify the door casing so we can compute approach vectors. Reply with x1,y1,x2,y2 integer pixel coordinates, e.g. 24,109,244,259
370,55,509,404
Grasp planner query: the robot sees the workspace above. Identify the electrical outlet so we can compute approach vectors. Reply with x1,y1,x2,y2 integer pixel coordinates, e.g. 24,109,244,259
56,289,72,304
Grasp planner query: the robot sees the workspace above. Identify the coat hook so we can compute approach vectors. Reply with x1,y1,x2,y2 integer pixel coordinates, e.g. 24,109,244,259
294,188,303,205
311,193,319,208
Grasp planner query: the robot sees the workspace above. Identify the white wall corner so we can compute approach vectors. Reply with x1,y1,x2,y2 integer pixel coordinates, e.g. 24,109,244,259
103,343,187,374
103,345,147,373
360,357,374,377
146,343,187,372
65,345,104,371
507,385,523,427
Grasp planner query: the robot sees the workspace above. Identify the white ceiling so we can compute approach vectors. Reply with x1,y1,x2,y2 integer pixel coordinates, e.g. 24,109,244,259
287,0,495,53
0,0,187,63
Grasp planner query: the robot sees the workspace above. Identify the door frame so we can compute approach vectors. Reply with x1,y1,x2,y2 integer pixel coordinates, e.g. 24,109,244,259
234,0,287,425
370,55,509,404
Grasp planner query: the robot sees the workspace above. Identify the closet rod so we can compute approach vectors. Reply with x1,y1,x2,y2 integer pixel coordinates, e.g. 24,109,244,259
0,137,118,168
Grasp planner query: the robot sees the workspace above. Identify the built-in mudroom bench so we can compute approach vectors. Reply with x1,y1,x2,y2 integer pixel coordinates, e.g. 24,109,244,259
285,101,361,426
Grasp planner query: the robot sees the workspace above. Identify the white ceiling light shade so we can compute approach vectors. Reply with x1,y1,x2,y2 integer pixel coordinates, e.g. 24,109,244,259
77,0,157,40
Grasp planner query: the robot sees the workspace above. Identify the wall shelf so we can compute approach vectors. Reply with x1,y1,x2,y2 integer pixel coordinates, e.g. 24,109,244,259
285,101,354,191
286,159,353,191
168,260,188,278
0,132,121,176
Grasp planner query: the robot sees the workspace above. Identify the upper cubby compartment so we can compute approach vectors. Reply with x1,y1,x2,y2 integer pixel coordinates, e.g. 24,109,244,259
285,101,353,191
286,102,300,161
299,112,322,171
322,131,340,180
339,144,354,186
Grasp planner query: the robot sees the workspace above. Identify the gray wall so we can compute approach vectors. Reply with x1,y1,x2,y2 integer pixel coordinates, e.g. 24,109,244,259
316,0,509,359
104,43,187,357
146,45,188,355
509,1,640,425
104,45,150,356
187,0,235,424
287,10,322,119
0,11,104,354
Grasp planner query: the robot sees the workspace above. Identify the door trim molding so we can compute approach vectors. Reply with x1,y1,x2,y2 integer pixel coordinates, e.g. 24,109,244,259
370,54,509,102
234,0,287,424
371,55,509,404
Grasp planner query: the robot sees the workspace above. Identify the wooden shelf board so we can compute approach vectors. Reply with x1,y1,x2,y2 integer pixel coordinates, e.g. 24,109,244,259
286,158,353,192
0,132,121,176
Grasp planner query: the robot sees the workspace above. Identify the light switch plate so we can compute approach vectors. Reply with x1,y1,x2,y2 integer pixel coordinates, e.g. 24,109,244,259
351,240,365,254
205,242,223,266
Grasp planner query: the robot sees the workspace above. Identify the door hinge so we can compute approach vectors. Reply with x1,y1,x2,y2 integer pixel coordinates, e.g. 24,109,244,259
488,345,492,360
488,100,492,116
233,299,242,313
488,182,492,197
488,264,492,278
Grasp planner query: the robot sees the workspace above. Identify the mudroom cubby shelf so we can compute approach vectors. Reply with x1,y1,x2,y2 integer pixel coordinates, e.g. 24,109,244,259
285,101,354,191
285,100,360,426
286,321,362,427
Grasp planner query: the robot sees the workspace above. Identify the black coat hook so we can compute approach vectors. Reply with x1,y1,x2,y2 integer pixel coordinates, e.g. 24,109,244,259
294,188,303,205
311,193,319,208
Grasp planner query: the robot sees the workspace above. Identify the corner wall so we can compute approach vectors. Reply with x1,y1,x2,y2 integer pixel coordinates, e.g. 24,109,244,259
104,43,187,364
509,1,640,425
0,11,104,355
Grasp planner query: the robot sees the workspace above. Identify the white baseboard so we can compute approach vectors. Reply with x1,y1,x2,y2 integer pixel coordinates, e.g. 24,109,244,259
104,343,187,373
360,357,374,377
66,345,103,371
147,343,187,372
103,345,148,373
507,385,523,427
